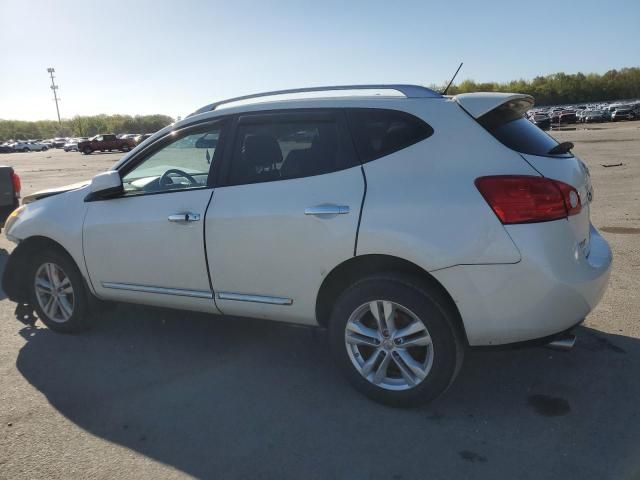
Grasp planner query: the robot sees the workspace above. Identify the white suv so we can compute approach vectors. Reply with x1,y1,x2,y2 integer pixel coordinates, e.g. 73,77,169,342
2,85,612,406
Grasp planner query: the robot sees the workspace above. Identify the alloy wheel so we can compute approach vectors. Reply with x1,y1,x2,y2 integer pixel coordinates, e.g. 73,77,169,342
34,262,75,323
345,300,434,391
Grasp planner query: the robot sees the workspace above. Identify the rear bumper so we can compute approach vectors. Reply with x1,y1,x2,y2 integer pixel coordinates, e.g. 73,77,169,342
432,222,612,346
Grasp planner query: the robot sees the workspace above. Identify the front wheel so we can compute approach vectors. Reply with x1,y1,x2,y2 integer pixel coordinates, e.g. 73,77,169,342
329,274,464,407
83,146,92,155
22,147,29,152
29,249,92,333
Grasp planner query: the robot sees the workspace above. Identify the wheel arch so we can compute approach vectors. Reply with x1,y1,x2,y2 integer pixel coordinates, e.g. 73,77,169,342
2,236,81,304
315,254,468,344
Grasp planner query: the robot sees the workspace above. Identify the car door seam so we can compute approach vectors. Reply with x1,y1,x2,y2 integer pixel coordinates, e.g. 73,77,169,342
354,165,367,256
202,189,219,311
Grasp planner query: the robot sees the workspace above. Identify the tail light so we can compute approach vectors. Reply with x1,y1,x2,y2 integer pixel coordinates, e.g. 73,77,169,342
11,171,21,198
475,175,581,224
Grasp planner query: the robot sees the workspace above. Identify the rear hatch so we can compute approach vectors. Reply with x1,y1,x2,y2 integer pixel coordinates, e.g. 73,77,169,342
455,93,593,256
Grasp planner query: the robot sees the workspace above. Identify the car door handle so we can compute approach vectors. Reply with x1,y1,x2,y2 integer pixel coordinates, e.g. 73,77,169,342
304,205,350,216
168,213,201,222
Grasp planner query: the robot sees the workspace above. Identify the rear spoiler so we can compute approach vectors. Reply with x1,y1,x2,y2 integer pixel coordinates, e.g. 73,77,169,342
453,92,534,119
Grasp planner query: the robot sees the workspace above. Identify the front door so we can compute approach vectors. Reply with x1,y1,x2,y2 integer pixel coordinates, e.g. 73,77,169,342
83,120,227,313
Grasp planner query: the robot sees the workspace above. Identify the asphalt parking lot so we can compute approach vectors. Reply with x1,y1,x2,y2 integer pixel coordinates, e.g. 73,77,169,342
1,122,639,479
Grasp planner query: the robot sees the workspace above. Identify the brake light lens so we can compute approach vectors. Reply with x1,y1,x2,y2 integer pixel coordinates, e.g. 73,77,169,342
11,171,21,198
475,175,581,224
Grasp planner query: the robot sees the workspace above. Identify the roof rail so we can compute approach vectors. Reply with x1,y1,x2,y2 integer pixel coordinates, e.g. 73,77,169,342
188,84,441,117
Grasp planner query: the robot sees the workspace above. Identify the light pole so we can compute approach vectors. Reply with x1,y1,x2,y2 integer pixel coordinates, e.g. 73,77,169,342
47,67,62,126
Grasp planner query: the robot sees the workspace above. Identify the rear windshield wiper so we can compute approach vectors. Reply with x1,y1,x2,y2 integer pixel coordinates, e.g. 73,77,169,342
548,141,574,155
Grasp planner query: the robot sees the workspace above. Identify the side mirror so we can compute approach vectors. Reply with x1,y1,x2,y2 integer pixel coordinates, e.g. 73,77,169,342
85,171,123,201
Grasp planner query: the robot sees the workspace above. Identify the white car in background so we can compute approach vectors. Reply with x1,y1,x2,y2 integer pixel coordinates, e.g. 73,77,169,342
63,138,88,152
11,141,48,152
2,85,612,407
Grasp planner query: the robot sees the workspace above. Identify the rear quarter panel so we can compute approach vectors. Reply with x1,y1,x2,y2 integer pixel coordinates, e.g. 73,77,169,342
356,98,539,271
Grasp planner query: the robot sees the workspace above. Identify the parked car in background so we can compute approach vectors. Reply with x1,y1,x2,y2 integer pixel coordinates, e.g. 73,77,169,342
531,114,551,130
11,141,48,152
0,165,20,231
558,111,577,124
133,133,152,145
63,138,88,152
77,134,135,154
52,138,67,148
611,107,635,121
583,110,608,123
2,85,612,407
0,143,14,153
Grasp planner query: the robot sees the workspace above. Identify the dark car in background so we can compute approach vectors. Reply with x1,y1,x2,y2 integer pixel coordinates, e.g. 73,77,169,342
612,108,636,121
531,114,551,130
558,111,577,124
77,134,135,154
582,110,607,123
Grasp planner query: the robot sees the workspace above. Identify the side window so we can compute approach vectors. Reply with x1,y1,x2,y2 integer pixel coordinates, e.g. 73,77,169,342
121,122,224,196
95,136,103,142
346,108,434,163
104,134,116,141
226,112,357,186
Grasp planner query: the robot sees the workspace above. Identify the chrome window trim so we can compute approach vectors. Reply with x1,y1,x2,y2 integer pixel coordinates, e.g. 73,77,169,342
101,282,213,299
217,291,293,305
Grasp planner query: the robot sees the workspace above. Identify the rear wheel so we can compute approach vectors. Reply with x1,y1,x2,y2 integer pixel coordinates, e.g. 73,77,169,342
329,274,464,407
29,249,92,333
121,145,130,152
22,147,29,152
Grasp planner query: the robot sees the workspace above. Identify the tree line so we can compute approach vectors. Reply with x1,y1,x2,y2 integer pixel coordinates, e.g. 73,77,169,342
0,114,174,141
440,67,640,106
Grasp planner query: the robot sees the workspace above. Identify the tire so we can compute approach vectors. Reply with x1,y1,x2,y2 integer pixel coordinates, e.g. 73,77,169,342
328,274,464,407
22,147,29,152
83,146,92,155
121,145,130,152
28,248,92,333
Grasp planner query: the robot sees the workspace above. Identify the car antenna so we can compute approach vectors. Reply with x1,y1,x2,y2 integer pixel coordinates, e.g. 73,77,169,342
442,62,463,95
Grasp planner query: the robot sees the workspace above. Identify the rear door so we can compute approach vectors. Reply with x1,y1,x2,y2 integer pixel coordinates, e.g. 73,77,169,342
205,110,364,325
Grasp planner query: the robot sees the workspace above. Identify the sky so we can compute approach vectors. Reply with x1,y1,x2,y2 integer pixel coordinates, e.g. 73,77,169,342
1,0,639,121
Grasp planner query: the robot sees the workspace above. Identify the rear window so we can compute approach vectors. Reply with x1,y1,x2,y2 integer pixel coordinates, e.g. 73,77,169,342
346,109,434,163
479,106,571,157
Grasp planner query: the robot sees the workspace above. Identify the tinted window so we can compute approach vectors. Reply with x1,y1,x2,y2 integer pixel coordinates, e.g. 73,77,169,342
484,117,571,157
346,109,434,162
227,112,357,186
103,134,117,141
121,123,224,196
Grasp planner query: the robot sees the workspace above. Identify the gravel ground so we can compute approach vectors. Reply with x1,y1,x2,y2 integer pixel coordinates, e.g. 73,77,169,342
0,122,639,479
